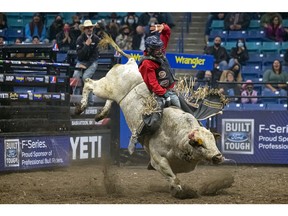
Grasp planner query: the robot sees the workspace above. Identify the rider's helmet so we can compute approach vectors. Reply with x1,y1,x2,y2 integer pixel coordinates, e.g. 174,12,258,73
144,35,164,58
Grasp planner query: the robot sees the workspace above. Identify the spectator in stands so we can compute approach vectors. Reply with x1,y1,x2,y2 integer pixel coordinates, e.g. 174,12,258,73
48,14,64,43
260,12,282,28
204,13,226,45
72,20,101,105
159,13,175,29
262,59,288,97
138,12,165,27
224,13,251,31
195,66,223,89
0,13,7,29
56,23,76,52
263,14,288,42
26,36,44,58
106,14,121,41
0,36,5,45
121,12,139,34
94,20,107,39
11,38,25,58
132,25,147,51
204,36,229,71
220,63,243,83
115,25,133,50
228,38,249,68
24,13,49,44
241,80,258,104
218,70,241,103
70,15,82,41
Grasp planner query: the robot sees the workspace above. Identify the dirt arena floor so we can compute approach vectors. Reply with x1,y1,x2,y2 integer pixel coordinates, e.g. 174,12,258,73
0,162,288,205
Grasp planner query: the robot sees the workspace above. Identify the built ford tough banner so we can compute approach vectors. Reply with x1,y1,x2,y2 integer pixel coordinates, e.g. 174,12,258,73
121,50,214,71
217,111,288,164
0,135,70,171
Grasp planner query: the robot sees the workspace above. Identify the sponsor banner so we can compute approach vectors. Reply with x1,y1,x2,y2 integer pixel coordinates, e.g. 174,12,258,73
71,118,110,126
121,50,214,71
0,136,70,171
70,133,111,161
217,111,288,164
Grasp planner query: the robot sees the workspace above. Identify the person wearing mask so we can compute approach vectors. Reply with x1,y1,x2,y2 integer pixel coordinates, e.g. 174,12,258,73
204,36,229,71
70,15,82,41
72,20,101,105
121,12,139,34
241,80,258,104
228,38,249,68
115,25,133,50
48,15,64,43
56,23,76,51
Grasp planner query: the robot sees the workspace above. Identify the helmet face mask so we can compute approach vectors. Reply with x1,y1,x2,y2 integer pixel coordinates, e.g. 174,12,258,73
145,35,164,58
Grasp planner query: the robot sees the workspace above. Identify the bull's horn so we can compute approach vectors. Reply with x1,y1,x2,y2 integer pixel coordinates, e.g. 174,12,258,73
98,32,131,59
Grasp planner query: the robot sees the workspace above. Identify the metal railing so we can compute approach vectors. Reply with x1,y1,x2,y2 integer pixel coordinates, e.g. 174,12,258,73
176,13,192,53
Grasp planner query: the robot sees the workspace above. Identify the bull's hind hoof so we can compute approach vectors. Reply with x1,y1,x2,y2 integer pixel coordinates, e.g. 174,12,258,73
170,185,199,199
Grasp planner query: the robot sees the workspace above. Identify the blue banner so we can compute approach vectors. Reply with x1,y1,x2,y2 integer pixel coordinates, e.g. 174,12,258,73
121,50,214,71
0,135,70,171
216,111,288,164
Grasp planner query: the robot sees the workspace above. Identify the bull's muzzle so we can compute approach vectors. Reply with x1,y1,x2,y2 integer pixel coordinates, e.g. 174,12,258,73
212,153,224,164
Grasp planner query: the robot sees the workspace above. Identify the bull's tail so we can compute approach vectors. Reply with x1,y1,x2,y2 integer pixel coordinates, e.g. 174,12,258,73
98,32,131,59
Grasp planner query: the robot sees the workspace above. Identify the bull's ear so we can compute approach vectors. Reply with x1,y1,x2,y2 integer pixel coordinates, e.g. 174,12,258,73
212,132,221,140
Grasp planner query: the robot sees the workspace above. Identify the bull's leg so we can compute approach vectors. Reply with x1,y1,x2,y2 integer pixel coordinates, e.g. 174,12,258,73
80,78,94,111
149,150,182,194
95,99,113,122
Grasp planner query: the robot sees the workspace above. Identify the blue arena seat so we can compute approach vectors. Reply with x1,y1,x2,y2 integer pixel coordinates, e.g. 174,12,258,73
246,29,265,41
211,20,224,29
224,103,242,111
226,30,247,41
266,103,288,110
248,19,261,29
241,65,262,79
224,41,235,51
280,42,288,53
7,17,24,27
261,42,281,53
208,29,227,41
282,19,288,28
262,53,284,66
6,27,24,40
0,29,6,38
246,41,262,53
242,103,266,110
247,53,264,65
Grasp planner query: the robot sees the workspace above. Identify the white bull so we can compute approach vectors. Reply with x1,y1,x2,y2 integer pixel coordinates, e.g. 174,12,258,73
79,58,224,198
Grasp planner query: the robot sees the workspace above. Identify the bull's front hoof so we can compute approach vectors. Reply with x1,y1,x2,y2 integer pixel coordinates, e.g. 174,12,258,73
170,185,199,199
74,103,84,115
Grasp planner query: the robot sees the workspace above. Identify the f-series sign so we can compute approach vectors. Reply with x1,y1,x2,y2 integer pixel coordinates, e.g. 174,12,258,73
70,135,110,160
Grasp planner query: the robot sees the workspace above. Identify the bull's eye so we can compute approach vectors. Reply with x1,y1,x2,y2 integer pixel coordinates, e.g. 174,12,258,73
189,140,203,148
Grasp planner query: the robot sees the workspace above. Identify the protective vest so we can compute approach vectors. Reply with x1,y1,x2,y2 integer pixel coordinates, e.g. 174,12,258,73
139,55,176,88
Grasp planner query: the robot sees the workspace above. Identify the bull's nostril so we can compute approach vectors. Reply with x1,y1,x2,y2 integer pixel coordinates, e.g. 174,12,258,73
212,154,223,164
